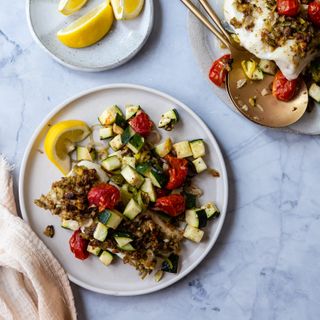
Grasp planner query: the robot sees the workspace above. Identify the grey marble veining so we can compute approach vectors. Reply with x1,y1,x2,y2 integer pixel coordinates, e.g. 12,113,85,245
1,1,320,319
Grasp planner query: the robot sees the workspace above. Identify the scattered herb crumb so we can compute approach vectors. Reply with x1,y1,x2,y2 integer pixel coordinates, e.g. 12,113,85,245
209,168,220,177
43,225,55,238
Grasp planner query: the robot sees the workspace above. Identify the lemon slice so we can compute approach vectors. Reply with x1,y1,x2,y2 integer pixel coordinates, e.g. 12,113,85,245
111,0,144,20
58,0,88,15
57,1,114,48
44,120,91,175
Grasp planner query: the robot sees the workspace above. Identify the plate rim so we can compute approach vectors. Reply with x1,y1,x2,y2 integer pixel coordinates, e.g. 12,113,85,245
18,83,229,296
25,0,154,72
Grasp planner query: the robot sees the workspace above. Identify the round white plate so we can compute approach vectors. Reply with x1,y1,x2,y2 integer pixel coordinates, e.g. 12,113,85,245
26,0,154,71
188,1,320,135
19,84,228,296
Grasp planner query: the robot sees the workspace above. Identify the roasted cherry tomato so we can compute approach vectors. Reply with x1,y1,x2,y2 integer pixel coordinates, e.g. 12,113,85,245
88,183,120,212
308,1,320,27
69,230,89,260
277,0,300,16
165,155,188,190
154,194,186,217
129,111,154,137
209,54,232,87
272,71,298,101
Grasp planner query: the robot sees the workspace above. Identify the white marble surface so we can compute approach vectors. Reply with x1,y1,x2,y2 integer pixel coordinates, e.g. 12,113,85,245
1,1,320,319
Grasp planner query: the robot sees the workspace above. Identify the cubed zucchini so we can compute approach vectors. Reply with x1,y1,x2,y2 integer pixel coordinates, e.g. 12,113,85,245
183,224,204,243
125,104,141,120
258,59,277,75
173,141,193,158
158,109,179,131
87,244,101,256
184,193,197,209
154,138,172,157
161,253,179,273
120,184,133,206
101,155,122,171
121,126,135,144
109,134,123,151
201,202,220,220
110,174,125,185
127,134,145,154
114,113,127,128
98,209,123,229
185,209,207,228
112,123,124,135
109,150,122,158
121,165,145,188
252,68,264,80
61,219,79,231
114,236,133,247
141,178,157,202
148,167,167,188
134,190,148,211
309,83,320,102
93,222,108,241
118,243,136,251
136,163,151,176
122,156,136,169
99,127,113,140
76,146,95,161
190,139,206,158
192,157,207,173
99,251,114,266
98,105,123,126
123,198,142,220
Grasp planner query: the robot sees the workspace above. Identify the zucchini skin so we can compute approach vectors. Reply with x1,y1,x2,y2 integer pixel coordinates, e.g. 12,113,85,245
136,163,151,176
98,210,111,224
184,193,197,209
196,209,208,228
161,253,179,273
115,113,127,128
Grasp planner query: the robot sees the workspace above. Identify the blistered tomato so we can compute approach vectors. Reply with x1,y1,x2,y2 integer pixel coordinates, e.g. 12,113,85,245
88,183,120,212
129,111,154,137
165,155,188,190
209,54,232,87
154,194,186,217
272,71,298,101
69,230,89,260
277,0,300,16
308,1,320,27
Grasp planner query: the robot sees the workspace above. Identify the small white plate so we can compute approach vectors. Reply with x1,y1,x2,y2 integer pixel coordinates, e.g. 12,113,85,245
26,0,154,71
187,1,320,135
19,84,228,296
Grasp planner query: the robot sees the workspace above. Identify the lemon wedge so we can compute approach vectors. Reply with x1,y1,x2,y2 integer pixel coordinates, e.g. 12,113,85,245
57,1,114,48
111,0,144,20
58,0,88,15
44,120,91,175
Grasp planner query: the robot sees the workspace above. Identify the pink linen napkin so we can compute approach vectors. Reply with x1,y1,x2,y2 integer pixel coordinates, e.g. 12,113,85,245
0,155,77,320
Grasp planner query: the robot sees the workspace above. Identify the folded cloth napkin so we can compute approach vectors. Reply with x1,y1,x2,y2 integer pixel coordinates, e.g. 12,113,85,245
0,155,77,320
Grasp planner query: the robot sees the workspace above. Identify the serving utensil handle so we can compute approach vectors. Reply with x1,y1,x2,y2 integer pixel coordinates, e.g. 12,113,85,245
180,0,230,49
198,0,232,44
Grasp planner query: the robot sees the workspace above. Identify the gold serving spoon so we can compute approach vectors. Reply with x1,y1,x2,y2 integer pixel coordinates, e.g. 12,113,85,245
181,0,309,128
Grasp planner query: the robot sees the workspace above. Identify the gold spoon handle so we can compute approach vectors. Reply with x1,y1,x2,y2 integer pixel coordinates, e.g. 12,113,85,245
198,0,232,44
180,0,230,49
